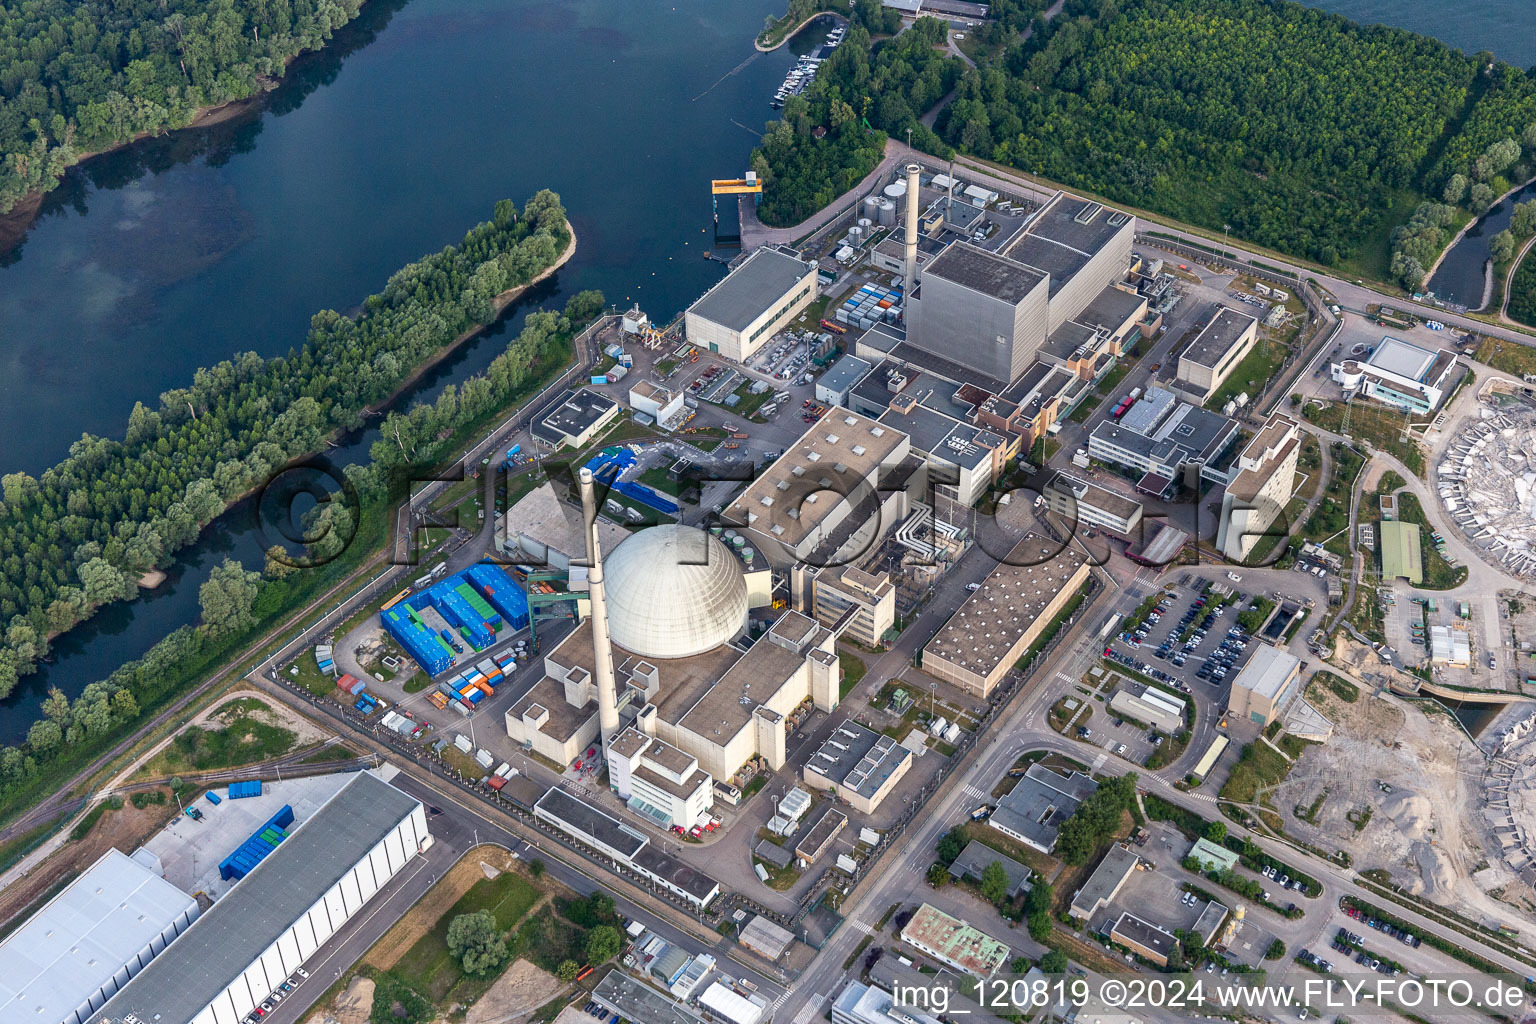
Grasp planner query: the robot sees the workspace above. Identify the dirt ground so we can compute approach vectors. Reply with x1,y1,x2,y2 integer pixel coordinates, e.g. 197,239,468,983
305,974,374,1024
464,960,567,1024
0,791,176,935
1275,671,1502,912
365,845,524,971
213,688,334,746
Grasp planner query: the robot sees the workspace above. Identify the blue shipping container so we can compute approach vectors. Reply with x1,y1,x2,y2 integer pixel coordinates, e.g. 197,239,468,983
206,791,221,805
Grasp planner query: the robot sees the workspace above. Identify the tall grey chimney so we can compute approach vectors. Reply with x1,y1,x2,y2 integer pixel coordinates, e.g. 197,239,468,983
903,162,921,301
577,467,621,746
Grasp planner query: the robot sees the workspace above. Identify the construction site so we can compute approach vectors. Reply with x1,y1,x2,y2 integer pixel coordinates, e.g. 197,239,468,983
1436,391,1536,581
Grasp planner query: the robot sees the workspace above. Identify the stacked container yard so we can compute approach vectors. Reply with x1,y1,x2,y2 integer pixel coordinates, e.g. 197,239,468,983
838,283,904,330
217,805,295,880
314,645,335,676
465,565,531,629
382,566,533,677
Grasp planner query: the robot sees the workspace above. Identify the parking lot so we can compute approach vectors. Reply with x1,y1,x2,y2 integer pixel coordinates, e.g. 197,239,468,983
1107,578,1257,695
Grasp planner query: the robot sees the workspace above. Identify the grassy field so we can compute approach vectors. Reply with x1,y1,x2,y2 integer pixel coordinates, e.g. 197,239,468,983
1204,333,1291,413
1304,399,1428,477
147,698,297,774
393,871,543,1002
1219,740,1294,806
839,650,868,698
1310,672,1359,703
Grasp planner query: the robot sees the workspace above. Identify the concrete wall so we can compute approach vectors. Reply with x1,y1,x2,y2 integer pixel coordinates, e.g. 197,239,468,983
1047,220,1134,332
909,274,1049,382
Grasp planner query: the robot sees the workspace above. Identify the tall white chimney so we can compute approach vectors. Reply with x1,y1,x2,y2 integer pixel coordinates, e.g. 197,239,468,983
902,162,921,301
577,467,621,746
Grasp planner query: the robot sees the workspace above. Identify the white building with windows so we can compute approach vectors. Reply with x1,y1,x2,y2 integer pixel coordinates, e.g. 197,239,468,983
607,725,714,830
1330,336,1458,413
684,246,819,362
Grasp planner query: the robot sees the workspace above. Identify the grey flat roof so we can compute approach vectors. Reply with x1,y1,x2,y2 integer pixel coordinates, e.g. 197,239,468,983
820,354,873,395
1012,195,1129,264
924,242,1047,304
1232,642,1300,701
891,341,1009,395
948,841,1032,895
1111,912,1178,956
1,849,199,1024
688,247,813,332
805,721,912,799
1182,306,1258,369
94,772,421,1024
1046,471,1142,521
1077,285,1147,334
594,970,706,1024
632,847,721,903
1071,843,1140,915
990,763,1097,849
1368,335,1439,381
533,388,618,444
536,786,648,860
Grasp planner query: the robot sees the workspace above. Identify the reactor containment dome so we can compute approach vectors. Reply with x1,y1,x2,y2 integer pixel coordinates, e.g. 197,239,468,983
602,524,749,660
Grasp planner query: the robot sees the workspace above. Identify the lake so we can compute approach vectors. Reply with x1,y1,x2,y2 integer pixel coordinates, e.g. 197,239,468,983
0,0,804,739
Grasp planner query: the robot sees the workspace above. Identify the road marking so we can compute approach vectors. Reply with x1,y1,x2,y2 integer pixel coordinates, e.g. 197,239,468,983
792,995,827,1024
1090,752,1107,771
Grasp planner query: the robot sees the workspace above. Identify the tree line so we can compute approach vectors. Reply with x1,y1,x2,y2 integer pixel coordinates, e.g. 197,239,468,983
751,13,963,227
0,282,603,824
0,189,573,701
0,0,373,212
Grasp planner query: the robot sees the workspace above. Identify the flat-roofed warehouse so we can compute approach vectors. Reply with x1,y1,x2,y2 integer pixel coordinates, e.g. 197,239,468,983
922,533,1090,698
0,849,200,1024
684,246,818,362
802,719,914,813
90,772,429,1024
1174,305,1259,402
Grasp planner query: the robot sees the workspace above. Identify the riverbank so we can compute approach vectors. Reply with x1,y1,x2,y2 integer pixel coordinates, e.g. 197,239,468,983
755,7,846,51
1422,174,1536,307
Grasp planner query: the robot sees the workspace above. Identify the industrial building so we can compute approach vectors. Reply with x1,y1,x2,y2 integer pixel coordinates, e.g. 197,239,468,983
816,354,874,406
628,380,687,429
530,387,621,449
1173,306,1260,402
89,772,429,1024
1431,624,1472,666
795,807,848,864
0,849,201,1024
878,395,1014,507
832,982,943,1024
990,763,1098,854
905,194,1136,385
796,563,897,649
607,726,715,830
1331,335,1458,413
533,787,720,908
1189,734,1229,783
1188,837,1239,873
738,915,796,960
494,481,630,572
898,904,1012,978
1379,520,1424,584
699,980,769,1024
1125,520,1192,567
504,509,840,782
721,409,918,568
1227,642,1302,726
684,246,819,362
1108,681,1186,733
1087,386,1241,498
1068,843,1142,921
1042,471,1144,536
947,840,1032,897
1217,412,1302,562
922,534,1090,698
1109,912,1179,967
802,720,914,813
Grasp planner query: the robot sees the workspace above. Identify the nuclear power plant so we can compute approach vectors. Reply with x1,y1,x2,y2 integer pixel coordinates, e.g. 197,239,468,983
506,463,843,830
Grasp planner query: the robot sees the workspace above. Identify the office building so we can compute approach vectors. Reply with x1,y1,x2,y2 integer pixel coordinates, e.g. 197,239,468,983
685,246,818,362
899,904,1012,978
798,563,896,649
530,388,621,449
1109,913,1179,967
606,726,715,830
1068,843,1141,921
990,763,1098,854
1108,682,1186,734
1217,412,1303,562
947,841,1032,897
1042,471,1143,536
831,981,943,1024
1087,386,1241,498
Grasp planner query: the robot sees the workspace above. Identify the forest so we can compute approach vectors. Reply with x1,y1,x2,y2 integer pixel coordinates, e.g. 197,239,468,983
1511,251,1536,327
751,12,963,227
933,0,1480,265
0,285,601,826
0,0,367,212
0,189,573,702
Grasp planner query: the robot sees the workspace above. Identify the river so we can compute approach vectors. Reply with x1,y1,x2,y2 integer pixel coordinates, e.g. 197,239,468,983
1426,180,1536,309
0,0,807,740
0,0,1529,740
